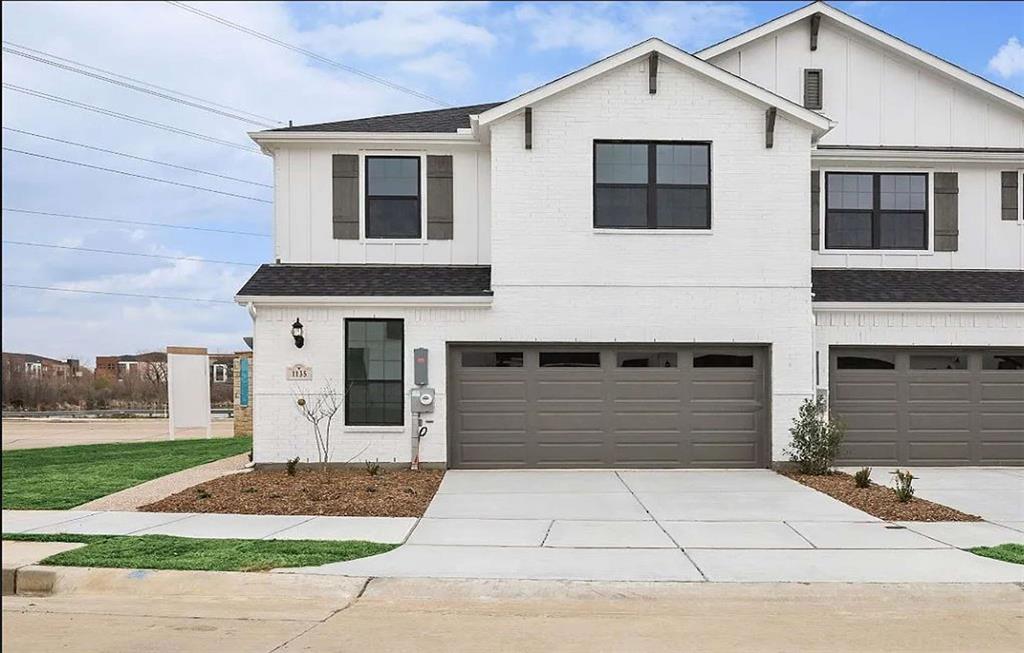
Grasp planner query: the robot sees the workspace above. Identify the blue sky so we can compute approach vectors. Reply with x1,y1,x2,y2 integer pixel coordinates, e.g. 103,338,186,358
2,1,1022,365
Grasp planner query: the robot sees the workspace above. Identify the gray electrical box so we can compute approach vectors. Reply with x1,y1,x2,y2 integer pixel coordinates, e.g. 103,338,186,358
413,348,428,386
410,386,435,413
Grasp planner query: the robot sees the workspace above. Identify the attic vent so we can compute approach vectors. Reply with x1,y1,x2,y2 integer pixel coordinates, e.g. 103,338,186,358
804,69,823,110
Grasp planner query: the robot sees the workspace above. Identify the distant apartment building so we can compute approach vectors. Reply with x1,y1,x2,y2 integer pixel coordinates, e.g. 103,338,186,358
95,352,234,384
1,352,82,378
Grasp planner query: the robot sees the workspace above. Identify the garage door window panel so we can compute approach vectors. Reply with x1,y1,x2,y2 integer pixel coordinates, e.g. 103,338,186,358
346,319,404,426
617,352,678,368
909,354,967,371
462,351,524,368
982,353,1024,371
693,354,754,368
836,354,896,370
825,173,927,250
539,352,601,368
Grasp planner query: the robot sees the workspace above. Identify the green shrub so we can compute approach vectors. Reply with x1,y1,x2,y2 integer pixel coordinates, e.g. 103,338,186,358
854,467,872,488
891,469,915,502
286,457,300,476
784,397,845,475
364,459,382,476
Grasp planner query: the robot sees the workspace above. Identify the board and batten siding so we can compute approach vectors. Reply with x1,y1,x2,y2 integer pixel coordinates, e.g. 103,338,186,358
272,144,491,265
706,19,1024,148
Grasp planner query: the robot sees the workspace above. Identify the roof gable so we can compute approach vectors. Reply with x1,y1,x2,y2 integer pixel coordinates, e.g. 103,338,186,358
697,1,1024,113
478,38,833,137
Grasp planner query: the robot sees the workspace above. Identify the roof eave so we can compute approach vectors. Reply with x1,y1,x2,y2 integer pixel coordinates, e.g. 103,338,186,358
234,294,494,307
478,38,833,136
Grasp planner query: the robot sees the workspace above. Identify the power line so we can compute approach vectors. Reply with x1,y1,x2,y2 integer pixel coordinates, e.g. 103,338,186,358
2,44,278,128
3,147,272,203
166,1,451,109
3,283,236,304
2,40,282,125
3,127,272,188
2,239,260,267
2,208,271,237
2,83,261,154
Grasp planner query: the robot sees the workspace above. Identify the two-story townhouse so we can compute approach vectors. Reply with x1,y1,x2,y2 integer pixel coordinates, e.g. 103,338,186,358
238,1,1023,470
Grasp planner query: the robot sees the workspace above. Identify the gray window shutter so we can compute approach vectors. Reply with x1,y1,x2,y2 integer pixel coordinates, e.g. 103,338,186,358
803,69,822,110
1001,171,1019,221
810,171,820,250
427,155,453,239
933,172,958,252
332,154,359,239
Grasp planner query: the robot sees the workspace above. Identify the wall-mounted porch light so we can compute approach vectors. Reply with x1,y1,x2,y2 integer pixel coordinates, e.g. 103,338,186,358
291,318,305,349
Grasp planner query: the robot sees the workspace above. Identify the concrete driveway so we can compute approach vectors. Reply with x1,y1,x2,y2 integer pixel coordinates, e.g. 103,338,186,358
291,470,1024,583
909,467,1024,525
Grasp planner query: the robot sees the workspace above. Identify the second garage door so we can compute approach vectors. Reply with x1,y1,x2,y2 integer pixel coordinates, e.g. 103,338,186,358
448,345,769,469
830,347,1024,466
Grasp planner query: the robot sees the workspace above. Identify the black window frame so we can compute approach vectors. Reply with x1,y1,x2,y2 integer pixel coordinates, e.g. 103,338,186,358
344,318,404,426
364,155,422,239
593,140,712,230
824,171,929,250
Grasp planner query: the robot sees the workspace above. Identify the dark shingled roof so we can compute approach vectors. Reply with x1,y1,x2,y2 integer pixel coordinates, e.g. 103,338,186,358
237,265,492,297
269,102,504,133
812,269,1024,303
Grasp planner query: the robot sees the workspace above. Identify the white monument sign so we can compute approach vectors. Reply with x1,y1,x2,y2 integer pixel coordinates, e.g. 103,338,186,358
167,346,211,439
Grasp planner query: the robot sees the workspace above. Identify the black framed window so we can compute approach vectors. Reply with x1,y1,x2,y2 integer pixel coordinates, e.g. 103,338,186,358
345,319,403,426
825,172,927,250
365,156,421,238
594,141,710,229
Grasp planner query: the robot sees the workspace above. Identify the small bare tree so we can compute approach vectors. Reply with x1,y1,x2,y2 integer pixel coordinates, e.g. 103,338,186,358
293,380,345,471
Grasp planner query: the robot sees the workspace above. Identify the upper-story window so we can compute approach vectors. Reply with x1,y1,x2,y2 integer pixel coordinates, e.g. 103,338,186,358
365,156,421,239
825,172,928,250
594,141,711,230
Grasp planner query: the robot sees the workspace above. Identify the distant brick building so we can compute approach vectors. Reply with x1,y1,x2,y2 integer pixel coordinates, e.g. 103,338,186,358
2,352,81,378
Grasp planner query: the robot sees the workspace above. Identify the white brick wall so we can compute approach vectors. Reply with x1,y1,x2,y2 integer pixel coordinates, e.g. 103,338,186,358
252,56,820,465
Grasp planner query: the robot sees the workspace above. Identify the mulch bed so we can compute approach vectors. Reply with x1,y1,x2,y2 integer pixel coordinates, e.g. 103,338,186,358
781,470,982,522
140,468,444,517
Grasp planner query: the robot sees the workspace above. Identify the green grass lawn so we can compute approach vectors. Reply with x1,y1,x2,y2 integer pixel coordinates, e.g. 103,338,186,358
2,532,395,572
2,437,252,510
969,543,1024,565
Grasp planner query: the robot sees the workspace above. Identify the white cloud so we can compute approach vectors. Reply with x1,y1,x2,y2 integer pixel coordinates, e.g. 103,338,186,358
988,36,1024,79
511,2,749,55
400,52,474,85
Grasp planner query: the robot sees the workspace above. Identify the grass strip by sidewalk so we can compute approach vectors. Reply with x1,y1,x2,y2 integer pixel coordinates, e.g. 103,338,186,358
2,437,252,509
2,532,396,572
969,543,1024,565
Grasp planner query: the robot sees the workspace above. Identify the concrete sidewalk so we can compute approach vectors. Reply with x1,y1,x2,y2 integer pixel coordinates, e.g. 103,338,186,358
1,510,416,544
1,418,235,450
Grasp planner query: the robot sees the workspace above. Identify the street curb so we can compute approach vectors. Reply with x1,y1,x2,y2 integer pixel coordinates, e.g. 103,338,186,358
2,565,58,596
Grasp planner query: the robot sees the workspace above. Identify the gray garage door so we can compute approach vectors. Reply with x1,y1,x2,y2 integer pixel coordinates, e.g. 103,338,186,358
830,348,1024,466
447,345,769,469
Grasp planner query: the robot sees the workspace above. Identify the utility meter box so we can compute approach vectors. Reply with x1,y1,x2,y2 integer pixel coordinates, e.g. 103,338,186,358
410,386,436,413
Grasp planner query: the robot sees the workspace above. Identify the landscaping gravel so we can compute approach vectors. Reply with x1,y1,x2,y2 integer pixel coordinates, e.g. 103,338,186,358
140,468,444,517
782,471,982,522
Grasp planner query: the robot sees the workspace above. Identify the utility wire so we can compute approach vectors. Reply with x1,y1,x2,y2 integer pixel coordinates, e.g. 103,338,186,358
3,283,236,304
2,44,278,128
2,239,260,267
166,1,451,108
3,147,272,203
2,208,270,237
2,83,261,154
2,40,281,124
3,127,272,188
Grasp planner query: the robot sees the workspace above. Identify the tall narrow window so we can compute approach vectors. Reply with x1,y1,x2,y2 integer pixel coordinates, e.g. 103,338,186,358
594,141,711,229
365,156,421,238
345,319,404,426
803,69,822,110
825,172,927,250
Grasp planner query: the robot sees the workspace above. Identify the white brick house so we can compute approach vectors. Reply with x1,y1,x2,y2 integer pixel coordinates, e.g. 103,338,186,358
239,2,1023,469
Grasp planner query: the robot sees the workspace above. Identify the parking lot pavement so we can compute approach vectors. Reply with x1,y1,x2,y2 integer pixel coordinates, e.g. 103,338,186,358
1,418,235,450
